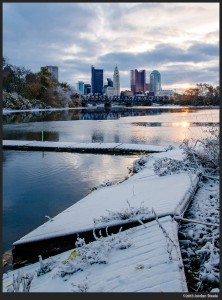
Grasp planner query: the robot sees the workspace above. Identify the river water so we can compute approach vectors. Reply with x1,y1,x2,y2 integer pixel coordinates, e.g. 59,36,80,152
2,106,219,253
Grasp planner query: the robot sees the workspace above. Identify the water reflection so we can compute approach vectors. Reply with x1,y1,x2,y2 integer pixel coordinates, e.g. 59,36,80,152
3,150,140,252
92,131,104,143
3,106,213,124
172,121,190,127
3,108,219,147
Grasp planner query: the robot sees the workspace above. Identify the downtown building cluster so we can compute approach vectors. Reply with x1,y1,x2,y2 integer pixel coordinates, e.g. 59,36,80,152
78,66,162,97
78,65,120,97
42,65,174,98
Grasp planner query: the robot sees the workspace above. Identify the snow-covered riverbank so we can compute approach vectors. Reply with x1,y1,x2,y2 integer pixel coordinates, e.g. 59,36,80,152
179,179,219,292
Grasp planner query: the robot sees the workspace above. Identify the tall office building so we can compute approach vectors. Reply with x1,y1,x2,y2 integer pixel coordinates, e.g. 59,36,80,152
76,81,85,95
150,70,161,95
41,66,59,81
91,65,103,95
130,69,146,95
113,66,120,96
84,84,91,95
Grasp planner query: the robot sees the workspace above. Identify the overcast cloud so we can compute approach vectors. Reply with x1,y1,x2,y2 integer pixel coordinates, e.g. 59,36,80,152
3,2,219,92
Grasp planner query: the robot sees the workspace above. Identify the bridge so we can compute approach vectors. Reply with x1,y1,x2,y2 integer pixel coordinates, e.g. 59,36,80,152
80,95,156,107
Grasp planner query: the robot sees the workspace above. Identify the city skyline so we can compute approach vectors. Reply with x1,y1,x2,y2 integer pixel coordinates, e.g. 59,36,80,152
78,66,160,96
3,2,219,93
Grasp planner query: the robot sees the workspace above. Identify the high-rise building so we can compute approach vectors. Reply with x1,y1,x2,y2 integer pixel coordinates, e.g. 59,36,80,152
150,70,161,95
91,65,103,95
145,83,150,93
130,69,146,95
103,78,114,95
113,66,120,96
41,66,59,81
84,84,91,95
76,81,85,95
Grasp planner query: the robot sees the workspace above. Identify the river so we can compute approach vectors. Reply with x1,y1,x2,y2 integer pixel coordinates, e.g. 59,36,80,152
2,105,219,253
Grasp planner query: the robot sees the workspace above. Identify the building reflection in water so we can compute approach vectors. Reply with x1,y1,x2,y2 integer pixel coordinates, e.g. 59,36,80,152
92,131,104,143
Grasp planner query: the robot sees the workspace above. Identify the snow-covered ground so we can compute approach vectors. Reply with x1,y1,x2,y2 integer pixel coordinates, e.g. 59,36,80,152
2,107,86,114
178,179,220,292
3,216,188,292
3,140,169,154
2,143,219,293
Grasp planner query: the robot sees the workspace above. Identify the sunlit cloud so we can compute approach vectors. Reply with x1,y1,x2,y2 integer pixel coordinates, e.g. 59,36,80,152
3,2,219,92
64,45,83,54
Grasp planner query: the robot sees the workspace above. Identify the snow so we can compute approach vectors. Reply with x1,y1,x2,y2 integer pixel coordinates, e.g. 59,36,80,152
2,145,219,293
178,179,220,292
3,217,188,292
2,107,87,114
13,148,199,245
3,107,69,114
3,140,168,153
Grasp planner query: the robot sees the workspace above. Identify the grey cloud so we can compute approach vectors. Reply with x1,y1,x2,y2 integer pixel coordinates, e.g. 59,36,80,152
161,64,219,86
3,3,100,71
188,43,219,57
3,3,97,48
3,3,219,89
98,42,219,70
62,41,219,87
62,60,90,74
146,43,219,64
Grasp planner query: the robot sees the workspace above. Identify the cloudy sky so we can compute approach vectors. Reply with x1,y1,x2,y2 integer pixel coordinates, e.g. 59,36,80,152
3,2,219,92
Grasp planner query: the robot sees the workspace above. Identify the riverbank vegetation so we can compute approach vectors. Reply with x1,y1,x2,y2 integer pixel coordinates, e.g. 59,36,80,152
2,57,80,110
178,127,219,292
173,84,220,106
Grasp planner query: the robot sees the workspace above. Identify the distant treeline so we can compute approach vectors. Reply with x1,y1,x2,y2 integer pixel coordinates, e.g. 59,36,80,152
172,83,220,106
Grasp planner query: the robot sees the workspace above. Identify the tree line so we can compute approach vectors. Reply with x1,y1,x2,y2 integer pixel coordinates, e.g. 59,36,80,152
2,57,80,109
171,83,220,106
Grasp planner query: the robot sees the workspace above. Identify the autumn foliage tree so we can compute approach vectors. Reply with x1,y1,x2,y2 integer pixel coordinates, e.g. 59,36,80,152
2,57,78,108
174,83,219,106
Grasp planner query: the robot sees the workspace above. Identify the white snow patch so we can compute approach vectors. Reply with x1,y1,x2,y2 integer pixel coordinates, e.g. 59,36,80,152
3,217,188,292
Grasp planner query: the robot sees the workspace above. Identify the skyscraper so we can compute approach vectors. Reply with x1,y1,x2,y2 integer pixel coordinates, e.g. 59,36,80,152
76,81,85,95
91,65,103,95
113,66,120,96
130,69,146,95
84,84,91,95
150,70,161,95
